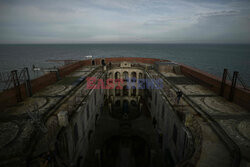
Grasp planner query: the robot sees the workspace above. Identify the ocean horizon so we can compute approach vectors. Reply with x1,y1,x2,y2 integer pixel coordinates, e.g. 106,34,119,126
0,43,249,89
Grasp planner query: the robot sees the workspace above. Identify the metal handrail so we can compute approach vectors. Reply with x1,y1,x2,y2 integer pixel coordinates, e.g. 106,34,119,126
238,74,250,90
156,70,241,167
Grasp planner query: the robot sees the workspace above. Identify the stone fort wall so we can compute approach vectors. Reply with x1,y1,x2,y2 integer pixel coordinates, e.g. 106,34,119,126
1,57,249,111
180,64,250,111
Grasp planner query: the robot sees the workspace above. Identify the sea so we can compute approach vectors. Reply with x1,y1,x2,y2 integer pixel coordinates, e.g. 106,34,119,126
0,44,249,90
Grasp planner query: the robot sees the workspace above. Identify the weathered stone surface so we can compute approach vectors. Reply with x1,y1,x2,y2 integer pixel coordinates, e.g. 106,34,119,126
0,122,19,149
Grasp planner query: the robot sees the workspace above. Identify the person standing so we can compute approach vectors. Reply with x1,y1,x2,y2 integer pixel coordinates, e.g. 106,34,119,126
176,90,183,104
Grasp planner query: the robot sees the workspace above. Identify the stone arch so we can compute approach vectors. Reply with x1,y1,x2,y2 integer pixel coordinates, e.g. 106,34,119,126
139,72,143,79
123,100,129,113
115,71,120,79
131,71,137,82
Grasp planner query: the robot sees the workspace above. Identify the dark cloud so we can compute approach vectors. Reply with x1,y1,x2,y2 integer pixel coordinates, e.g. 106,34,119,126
0,0,250,43
196,10,239,17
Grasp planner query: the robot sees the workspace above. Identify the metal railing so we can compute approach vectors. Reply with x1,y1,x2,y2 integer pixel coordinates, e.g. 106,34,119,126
156,70,241,167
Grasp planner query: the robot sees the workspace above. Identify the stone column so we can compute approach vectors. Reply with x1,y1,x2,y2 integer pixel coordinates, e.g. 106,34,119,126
127,72,131,96
137,96,141,103
121,70,123,80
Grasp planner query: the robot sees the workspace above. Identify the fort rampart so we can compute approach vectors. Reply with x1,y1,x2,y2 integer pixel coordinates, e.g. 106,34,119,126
180,64,250,110
1,57,249,111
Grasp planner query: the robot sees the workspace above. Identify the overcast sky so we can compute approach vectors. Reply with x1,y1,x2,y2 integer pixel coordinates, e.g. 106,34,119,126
0,0,250,44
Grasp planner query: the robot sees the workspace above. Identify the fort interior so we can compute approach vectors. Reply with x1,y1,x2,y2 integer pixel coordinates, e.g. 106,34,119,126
0,58,249,167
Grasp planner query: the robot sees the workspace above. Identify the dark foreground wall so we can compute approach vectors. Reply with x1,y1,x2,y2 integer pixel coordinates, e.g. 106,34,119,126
180,64,250,111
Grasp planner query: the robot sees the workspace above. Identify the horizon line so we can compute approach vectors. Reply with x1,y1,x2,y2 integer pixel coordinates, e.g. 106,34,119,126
0,42,250,45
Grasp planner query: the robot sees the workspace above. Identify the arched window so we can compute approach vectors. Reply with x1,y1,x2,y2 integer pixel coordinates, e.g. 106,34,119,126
123,71,128,82
101,59,105,66
131,72,136,82
92,60,95,65
123,100,129,113
139,73,143,79
115,72,120,79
